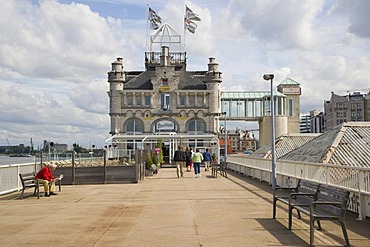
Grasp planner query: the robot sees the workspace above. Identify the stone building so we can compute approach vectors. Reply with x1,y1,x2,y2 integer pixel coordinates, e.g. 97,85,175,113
106,45,222,163
324,91,370,130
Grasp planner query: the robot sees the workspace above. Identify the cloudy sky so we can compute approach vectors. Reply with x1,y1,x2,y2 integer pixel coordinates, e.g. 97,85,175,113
1,0,370,149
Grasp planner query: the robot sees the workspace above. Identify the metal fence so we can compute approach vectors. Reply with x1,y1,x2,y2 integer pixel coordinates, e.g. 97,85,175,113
227,155,370,220
0,150,147,196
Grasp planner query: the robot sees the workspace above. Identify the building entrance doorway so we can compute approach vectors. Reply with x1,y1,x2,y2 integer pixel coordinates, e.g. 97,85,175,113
162,143,170,164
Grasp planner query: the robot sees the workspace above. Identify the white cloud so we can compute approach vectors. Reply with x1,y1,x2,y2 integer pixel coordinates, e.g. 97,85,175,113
1,0,370,147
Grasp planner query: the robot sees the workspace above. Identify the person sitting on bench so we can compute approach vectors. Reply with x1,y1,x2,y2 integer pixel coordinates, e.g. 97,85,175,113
35,162,58,197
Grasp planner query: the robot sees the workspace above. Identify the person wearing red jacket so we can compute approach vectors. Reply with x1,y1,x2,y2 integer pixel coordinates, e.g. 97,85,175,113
35,162,58,197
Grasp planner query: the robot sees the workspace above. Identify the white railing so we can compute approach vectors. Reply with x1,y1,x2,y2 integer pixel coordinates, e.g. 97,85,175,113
227,155,370,220
0,162,42,196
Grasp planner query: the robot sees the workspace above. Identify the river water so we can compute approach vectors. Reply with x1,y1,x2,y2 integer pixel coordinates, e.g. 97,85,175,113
0,156,36,166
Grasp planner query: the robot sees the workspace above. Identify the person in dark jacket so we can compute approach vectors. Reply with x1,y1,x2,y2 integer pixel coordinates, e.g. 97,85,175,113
203,148,212,172
173,145,186,178
185,147,192,172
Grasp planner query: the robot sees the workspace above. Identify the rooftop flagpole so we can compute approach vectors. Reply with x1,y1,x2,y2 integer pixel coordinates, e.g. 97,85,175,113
183,5,187,51
146,4,150,52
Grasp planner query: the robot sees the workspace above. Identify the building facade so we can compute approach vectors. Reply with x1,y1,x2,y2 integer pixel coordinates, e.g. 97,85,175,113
106,46,222,162
324,91,369,130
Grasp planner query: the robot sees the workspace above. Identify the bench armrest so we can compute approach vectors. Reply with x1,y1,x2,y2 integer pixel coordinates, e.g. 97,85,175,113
274,188,296,197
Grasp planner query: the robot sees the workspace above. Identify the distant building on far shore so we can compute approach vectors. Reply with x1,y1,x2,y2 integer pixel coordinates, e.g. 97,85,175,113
324,91,370,131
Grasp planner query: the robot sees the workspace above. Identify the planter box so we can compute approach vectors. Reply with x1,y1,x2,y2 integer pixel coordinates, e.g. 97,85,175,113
145,169,153,176
56,165,140,184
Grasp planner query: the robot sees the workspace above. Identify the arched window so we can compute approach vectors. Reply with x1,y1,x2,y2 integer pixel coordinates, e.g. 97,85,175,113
187,118,206,134
125,118,144,133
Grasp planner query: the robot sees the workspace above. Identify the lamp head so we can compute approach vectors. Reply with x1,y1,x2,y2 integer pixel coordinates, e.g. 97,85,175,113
263,74,274,80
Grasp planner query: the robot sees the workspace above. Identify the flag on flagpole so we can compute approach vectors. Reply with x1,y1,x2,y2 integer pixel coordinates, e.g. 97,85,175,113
185,6,201,21
184,6,201,34
184,18,197,34
148,7,162,30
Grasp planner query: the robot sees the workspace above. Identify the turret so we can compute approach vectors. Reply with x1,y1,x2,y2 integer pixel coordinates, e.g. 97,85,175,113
205,57,222,83
204,57,223,133
205,57,222,115
107,57,125,134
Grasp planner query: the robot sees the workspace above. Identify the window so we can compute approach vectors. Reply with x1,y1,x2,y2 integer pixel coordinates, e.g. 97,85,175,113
162,78,168,86
179,94,185,106
188,94,195,107
135,94,142,106
161,93,170,110
288,99,293,117
127,95,133,106
145,95,151,106
126,118,144,133
187,119,206,133
197,94,204,107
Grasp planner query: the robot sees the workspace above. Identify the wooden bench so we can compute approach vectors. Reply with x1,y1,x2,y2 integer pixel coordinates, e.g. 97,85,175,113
211,161,227,178
19,172,62,199
273,179,319,219
288,185,350,246
19,172,40,199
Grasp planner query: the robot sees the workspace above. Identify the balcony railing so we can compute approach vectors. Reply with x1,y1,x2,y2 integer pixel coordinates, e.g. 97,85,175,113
145,52,186,65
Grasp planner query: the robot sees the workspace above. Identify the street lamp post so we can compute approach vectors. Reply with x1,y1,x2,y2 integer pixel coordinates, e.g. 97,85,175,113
263,74,276,191
222,112,227,163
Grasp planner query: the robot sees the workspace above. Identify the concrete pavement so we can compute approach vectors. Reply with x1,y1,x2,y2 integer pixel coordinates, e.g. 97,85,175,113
0,167,369,247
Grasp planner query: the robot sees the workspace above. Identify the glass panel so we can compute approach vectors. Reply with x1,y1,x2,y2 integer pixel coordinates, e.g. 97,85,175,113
255,100,262,117
196,120,205,132
197,94,204,107
126,119,144,133
135,95,142,106
179,94,185,106
188,95,195,106
277,97,282,116
188,120,195,131
127,95,133,106
145,95,151,106
289,99,293,116
230,101,238,117
222,101,229,116
247,101,254,117
238,101,245,117
161,93,170,110
187,119,206,133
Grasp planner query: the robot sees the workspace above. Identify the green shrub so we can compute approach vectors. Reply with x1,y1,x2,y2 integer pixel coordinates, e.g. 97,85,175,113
145,151,153,169
152,152,159,165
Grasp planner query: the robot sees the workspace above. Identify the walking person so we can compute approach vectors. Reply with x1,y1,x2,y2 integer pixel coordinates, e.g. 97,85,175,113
185,147,192,172
173,145,186,178
192,148,204,178
203,148,212,172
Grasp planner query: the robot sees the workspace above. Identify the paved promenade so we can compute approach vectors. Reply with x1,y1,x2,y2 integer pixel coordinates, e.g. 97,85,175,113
1,168,369,247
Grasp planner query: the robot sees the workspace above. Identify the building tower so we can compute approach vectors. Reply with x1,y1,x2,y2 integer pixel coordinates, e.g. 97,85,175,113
277,78,301,133
205,57,222,133
107,57,125,135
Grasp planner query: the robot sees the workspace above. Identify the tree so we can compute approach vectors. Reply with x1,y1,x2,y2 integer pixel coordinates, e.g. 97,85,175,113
157,139,164,164
145,151,153,169
152,151,159,165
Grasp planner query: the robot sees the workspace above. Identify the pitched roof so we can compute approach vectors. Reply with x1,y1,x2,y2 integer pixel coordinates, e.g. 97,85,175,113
124,71,153,90
250,133,320,159
278,78,300,86
178,71,207,90
124,70,207,90
280,122,370,167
